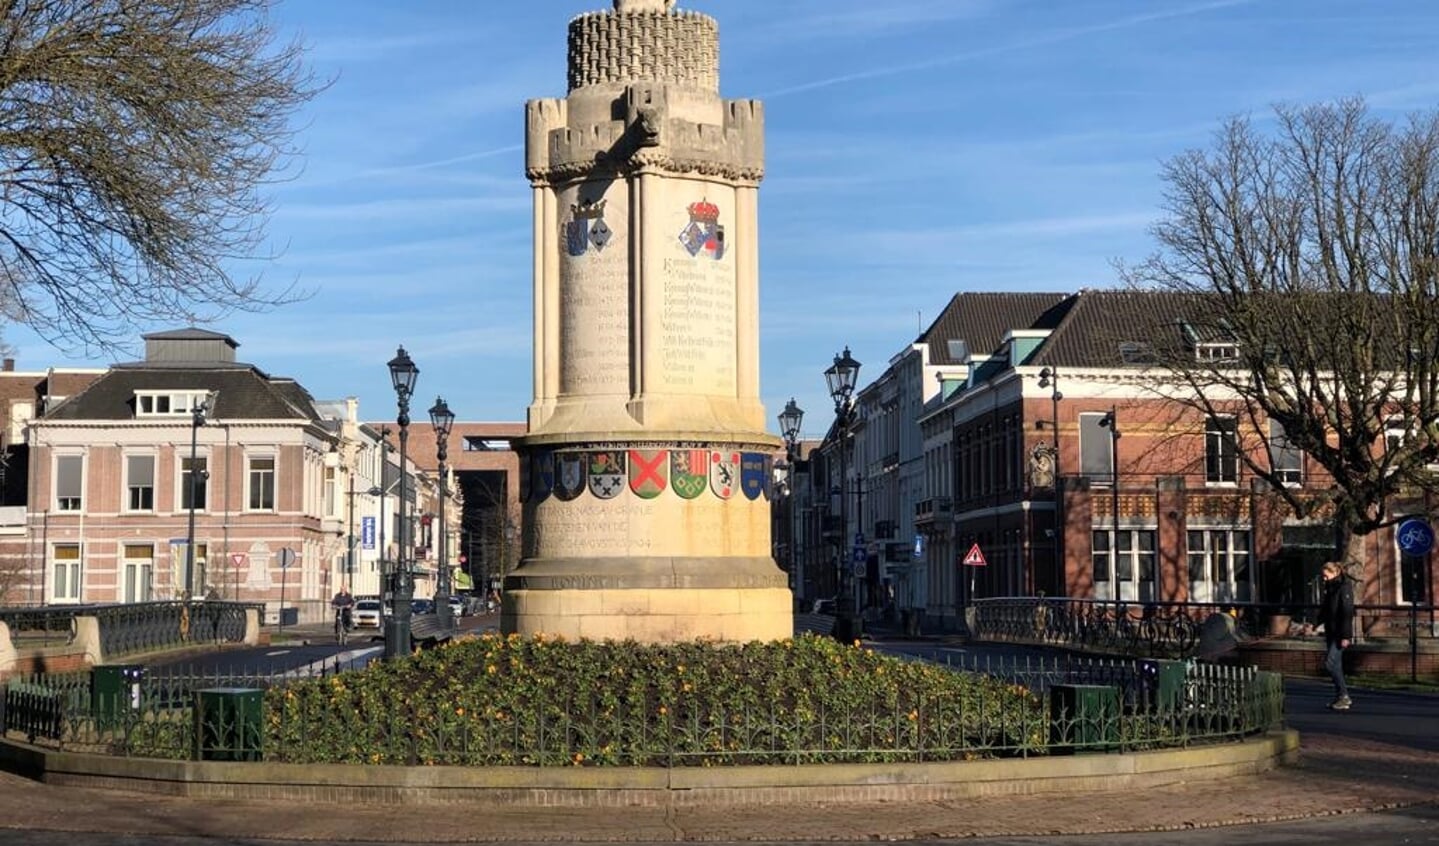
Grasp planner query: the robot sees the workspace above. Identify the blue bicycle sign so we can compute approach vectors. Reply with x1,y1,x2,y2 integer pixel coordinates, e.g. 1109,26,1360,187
1396,518,1435,557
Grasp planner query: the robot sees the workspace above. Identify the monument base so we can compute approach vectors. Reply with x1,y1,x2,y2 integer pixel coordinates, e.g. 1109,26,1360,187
502,556,793,643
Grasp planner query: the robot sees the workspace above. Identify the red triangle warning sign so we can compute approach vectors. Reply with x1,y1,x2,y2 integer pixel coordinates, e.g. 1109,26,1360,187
962,543,988,567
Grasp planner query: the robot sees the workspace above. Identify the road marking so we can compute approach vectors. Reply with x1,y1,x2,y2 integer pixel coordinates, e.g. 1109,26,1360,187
265,650,291,657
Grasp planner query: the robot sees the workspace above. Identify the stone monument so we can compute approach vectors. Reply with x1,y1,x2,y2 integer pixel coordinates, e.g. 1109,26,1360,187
503,0,790,642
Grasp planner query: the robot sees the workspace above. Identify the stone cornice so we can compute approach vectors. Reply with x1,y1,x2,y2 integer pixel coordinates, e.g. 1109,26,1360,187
527,156,764,186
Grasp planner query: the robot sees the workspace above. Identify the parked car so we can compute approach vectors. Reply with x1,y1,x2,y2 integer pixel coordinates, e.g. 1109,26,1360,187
447,595,465,618
353,599,384,629
410,599,435,615
812,598,837,615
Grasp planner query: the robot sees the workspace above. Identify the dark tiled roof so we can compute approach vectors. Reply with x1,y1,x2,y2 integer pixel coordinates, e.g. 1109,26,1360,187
1031,289,1218,368
921,292,1075,365
44,367,320,421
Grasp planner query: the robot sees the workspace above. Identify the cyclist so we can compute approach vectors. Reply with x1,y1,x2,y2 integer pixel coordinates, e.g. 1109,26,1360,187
330,587,354,645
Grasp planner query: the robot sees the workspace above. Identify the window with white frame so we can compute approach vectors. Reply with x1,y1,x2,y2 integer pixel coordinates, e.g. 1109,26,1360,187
1269,420,1302,486
125,454,155,511
52,543,82,602
1187,529,1252,602
1205,416,1238,484
1194,342,1239,362
1079,413,1115,485
123,544,153,603
135,390,211,417
181,456,208,511
55,454,83,511
248,455,275,510
1091,529,1157,601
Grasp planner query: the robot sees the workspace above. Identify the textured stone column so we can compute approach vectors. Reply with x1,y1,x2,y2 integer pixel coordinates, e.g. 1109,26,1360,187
506,0,789,642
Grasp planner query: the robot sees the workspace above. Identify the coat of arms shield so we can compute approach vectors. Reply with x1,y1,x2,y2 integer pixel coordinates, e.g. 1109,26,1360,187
740,452,767,501
531,449,554,503
671,449,709,499
588,451,626,499
628,449,668,499
554,452,586,501
710,450,740,499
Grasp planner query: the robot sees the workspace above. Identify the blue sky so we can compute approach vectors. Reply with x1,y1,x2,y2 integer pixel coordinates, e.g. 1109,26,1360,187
9,0,1439,438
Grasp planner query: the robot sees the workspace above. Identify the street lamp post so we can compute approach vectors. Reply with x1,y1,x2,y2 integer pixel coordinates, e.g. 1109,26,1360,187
429,396,456,631
385,347,419,660
184,391,217,599
1099,406,1121,610
778,398,804,599
1037,367,1063,593
824,347,861,641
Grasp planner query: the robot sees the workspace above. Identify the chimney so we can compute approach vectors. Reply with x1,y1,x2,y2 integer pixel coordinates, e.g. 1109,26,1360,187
2,358,13,372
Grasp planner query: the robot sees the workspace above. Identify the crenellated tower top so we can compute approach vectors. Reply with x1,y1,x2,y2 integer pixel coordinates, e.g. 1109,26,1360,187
569,1,717,92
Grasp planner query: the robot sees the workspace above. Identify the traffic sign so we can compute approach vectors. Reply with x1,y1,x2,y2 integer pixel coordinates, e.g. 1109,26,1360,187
229,553,246,568
852,562,865,577
854,531,865,545
962,543,988,567
852,546,866,563
278,548,297,569
1397,518,1435,557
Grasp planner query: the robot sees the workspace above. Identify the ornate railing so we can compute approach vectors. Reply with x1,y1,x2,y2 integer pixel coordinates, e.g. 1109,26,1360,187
972,596,1439,657
1,601,258,659
972,597,1204,658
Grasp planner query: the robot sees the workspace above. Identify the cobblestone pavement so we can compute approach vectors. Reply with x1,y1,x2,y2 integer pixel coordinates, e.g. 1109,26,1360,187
0,730,1435,842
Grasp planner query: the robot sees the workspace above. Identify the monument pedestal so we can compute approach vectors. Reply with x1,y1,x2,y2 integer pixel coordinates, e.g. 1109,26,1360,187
505,1,790,643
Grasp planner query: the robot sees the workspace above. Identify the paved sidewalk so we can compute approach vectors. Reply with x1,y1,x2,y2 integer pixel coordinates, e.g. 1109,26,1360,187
1,731,1435,842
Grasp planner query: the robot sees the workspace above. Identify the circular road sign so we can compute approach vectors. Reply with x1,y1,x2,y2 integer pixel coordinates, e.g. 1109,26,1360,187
1396,518,1435,557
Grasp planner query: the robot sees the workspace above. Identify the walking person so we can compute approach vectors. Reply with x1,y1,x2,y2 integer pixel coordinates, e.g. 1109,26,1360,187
1318,561,1355,711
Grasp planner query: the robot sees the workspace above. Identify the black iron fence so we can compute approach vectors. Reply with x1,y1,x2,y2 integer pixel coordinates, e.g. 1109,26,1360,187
0,601,259,659
1,651,1284,764
972,596,1439,658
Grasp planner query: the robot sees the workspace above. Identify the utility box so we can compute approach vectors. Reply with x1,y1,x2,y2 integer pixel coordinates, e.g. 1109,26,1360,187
1139,659,1189,714
1049,684,1120,751
193,688,264,762
92,664,145,724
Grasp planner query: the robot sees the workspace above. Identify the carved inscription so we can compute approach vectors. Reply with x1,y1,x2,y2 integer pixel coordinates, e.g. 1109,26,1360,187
560,184,629,394
660,255,735,393
535,501,656,557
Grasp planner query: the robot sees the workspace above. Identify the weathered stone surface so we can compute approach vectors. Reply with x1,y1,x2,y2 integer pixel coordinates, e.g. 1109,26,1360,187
508,2,787,642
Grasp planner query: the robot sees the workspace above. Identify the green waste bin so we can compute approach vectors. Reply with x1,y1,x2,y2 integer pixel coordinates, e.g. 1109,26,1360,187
193,688,264,761
1139,659,1188,714
92,664,144,724
1049,684,1120,751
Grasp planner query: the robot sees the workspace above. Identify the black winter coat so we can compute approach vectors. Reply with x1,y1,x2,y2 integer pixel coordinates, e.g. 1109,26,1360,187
1319,576,1355,643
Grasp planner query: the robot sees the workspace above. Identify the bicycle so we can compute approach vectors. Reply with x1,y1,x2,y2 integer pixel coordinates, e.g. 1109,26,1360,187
334,608,352,646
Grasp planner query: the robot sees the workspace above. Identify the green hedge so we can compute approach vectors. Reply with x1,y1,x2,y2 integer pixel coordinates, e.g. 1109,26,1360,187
264,633,1047,766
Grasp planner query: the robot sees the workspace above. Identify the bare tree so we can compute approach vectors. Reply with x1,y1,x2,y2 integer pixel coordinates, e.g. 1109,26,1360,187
1122,99,1439,577
0,0,320,350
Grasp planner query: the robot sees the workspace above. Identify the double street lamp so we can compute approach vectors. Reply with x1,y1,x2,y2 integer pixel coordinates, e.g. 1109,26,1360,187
824,347,861,640
429,396,456,631
778,398,804,594
184,391,218,599
384,346,419,660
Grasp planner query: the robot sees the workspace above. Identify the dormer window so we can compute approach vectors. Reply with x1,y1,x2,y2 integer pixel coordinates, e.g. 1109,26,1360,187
1195,342,1239,362
136,390,211,417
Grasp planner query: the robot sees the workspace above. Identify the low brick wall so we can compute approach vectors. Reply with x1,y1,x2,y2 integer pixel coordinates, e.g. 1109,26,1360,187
0,731,1299,807
1237,639,1439,678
